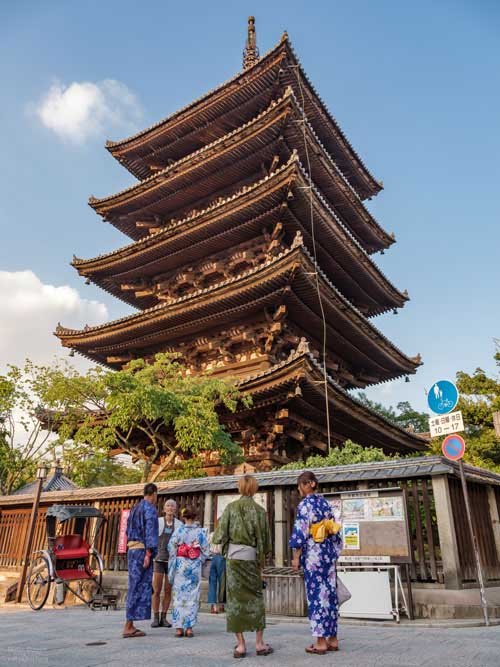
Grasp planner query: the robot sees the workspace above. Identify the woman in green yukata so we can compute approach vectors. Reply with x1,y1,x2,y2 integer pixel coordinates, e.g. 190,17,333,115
212,475,273,659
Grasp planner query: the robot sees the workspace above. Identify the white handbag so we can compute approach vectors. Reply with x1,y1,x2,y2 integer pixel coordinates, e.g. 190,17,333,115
337,575,352,607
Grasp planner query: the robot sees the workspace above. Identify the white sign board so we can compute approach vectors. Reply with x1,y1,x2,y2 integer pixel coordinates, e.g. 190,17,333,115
215,493,267,520
429,410,464,438
338,570,393,620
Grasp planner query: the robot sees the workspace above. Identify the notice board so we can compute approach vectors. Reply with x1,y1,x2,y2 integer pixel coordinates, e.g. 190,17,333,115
324,488,411,563
215,492,268,521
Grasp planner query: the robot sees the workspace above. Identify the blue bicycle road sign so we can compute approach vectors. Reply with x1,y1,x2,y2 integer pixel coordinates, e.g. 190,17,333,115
427,380,459,415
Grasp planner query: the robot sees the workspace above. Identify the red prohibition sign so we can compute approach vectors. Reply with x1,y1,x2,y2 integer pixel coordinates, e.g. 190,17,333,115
442,434,466,461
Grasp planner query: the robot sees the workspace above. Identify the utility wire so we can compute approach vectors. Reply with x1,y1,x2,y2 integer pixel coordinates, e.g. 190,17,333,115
289,64,332,454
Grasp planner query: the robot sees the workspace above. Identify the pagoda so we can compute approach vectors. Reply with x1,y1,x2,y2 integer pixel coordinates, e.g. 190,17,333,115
56,18,426,473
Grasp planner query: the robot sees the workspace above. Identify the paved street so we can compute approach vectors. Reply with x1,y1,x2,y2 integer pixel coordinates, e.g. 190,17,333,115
1,605,499,667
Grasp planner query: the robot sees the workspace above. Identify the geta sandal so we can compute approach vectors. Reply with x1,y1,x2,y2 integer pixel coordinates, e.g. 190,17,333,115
256,645,274,656
305,645,327,655
122,628,146,639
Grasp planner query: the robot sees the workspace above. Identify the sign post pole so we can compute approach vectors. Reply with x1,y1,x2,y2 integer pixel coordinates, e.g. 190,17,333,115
441,433,490,627
458,458,490,627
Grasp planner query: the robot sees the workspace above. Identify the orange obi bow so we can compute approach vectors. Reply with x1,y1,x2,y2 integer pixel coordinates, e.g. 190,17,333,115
310,518,341,543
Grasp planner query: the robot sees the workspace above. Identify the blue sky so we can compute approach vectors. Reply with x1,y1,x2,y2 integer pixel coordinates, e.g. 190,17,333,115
1,1,499,413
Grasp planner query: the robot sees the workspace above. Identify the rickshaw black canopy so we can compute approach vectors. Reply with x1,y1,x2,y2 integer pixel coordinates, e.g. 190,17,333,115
46,504,105,540
46,504,104,523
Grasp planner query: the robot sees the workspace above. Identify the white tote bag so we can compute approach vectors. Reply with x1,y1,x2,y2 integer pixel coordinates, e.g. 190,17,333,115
337,575,352,607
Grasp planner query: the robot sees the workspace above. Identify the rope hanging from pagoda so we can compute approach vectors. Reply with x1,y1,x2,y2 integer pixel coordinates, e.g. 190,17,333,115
243,16,259,69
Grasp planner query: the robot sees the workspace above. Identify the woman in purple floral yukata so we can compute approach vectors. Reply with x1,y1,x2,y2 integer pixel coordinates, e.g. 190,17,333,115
290,471,343,656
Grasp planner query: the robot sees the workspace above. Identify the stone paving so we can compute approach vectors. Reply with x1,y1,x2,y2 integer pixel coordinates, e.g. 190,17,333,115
1,605,499,667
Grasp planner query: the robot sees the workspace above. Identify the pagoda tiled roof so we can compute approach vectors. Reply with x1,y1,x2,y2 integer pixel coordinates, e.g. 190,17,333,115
104,36,381,200
91,90,389,250
57,240,420,383
76,157,406,315
236,347,427,452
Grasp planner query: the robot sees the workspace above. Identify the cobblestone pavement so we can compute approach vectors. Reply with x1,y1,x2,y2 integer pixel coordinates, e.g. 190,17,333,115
1,605,499,667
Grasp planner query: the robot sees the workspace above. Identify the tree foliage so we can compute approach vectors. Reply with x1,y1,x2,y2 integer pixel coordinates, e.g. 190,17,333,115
0,362,54,494
356,393,429,433
0,360,147,493
280,440,394,470
42,353,248,483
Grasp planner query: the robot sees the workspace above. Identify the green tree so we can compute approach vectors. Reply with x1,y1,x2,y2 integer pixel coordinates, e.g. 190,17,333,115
42,353,248,483
280,440,394,470
0,360,148,493
0,363,55,494
356,393,429,433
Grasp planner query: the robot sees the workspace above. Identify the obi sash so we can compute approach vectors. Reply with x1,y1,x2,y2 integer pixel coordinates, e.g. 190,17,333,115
310,519,341,544
227,543,257,561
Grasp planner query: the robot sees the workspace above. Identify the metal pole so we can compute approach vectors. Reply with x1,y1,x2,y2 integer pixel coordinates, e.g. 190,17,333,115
15,477,43,603
458,459,490,626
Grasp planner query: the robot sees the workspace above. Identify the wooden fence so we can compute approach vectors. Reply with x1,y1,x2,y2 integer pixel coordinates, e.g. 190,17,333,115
0,492,205,572
1,463,500,589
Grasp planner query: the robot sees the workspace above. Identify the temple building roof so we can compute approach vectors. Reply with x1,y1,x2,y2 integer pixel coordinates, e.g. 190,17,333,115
104,35,381,200
91,91,389,250
13,464,78,495
57,241,420,384
76,158,407,315
236,347,427,453
56,17,424,465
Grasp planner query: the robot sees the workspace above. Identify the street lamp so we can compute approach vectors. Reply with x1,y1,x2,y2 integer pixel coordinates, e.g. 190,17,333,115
16,463,48,603
36,463,49,480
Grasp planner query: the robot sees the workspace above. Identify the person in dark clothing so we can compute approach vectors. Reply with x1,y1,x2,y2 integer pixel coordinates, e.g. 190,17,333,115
122,483,159,639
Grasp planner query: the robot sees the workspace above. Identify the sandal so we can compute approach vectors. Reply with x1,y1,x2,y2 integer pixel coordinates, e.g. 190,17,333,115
233,648,246,659
175,629,184,638
305,645,327,655
256,645,274,656
122,628,146,639
327,643,339,652
185,628,194,638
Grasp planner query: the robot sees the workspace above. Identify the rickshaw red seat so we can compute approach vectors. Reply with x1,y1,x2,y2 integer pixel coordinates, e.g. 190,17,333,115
54,534,90,560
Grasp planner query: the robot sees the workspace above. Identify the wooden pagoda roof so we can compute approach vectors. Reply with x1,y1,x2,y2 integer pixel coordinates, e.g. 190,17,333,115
57,241,420,384
76,158,406,316
104,36,381,200
91,90,390,251
237,348,427,453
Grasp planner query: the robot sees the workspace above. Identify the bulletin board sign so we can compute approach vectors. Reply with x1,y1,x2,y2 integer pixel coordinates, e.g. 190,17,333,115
324,488,411,564
215,492,268,522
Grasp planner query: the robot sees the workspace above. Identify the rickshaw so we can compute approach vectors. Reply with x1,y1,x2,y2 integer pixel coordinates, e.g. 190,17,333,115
26,504,106,611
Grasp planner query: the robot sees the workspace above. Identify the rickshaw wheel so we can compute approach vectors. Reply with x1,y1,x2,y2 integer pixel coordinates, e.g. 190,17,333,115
79,552,103,603
88,552,103,589
27,554,52,610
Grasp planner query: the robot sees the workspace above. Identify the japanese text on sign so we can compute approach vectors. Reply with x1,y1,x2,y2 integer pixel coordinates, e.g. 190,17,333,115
429,410,464,438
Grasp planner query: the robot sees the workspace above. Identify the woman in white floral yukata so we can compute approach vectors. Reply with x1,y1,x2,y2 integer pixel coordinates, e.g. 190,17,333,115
290,471,343,656
168,506,209,638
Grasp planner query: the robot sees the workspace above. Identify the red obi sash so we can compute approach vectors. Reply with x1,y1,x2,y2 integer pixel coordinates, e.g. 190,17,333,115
176,543,201,559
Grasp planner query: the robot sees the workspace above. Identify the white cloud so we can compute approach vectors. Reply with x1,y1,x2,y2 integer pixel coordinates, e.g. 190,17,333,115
33,79,143,144
0,270,108,370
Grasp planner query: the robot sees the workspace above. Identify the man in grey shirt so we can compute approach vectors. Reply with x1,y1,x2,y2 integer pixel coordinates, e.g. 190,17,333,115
151,499,182,628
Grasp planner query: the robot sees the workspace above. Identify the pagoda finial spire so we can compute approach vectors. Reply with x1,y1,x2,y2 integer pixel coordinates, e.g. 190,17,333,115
243,16,259,69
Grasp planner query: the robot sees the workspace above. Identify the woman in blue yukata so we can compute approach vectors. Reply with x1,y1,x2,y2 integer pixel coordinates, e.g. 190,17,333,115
290,471,343,656
168,506,209,637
